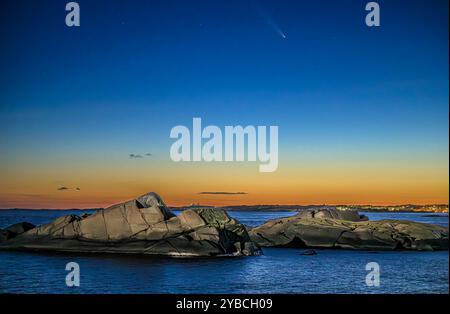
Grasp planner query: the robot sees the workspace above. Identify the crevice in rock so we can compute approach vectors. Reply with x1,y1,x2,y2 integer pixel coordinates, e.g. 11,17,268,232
101,210,110,241
333,229,350,247
281,237,308,248
256,232,274,244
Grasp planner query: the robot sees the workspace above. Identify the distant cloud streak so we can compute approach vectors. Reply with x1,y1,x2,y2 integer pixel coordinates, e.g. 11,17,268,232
198,192,248,195
129,153,152,159
57,186,69,191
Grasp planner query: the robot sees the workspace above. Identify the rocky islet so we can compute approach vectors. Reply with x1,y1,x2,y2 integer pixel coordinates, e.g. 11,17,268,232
0,192,448,256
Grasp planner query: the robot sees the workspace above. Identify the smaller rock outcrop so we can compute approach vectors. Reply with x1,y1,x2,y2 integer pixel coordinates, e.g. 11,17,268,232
249,208,448,251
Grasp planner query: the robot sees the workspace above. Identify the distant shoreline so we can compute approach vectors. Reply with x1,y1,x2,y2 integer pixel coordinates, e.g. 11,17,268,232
0,204,448,214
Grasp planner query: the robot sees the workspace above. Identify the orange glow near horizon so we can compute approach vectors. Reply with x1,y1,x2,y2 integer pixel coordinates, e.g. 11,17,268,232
0,189,448,209
0,156,448,209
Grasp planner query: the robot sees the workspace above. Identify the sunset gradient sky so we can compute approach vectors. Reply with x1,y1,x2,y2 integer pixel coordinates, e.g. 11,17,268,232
0,0,448,208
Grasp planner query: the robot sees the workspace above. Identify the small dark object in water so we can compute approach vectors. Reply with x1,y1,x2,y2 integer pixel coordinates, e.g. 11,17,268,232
301,249,317,256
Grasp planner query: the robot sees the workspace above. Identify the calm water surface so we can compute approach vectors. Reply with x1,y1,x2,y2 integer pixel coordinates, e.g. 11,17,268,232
0,210,448,294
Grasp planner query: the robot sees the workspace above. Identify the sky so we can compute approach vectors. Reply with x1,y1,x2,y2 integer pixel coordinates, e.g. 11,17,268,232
0,0,448,208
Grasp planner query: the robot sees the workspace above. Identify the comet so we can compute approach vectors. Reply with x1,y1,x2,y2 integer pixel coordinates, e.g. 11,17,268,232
254,0,287,39
266,15,287,39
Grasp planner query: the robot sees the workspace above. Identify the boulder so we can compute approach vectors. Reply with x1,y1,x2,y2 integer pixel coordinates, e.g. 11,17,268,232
5,222,36,235
249,209,448,251
0,222,36,242
0,192,260,257
297,207,368,221
301,249,317,255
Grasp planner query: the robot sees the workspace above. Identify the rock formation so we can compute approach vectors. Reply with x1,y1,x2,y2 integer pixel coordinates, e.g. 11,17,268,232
249,208,448,251
1,200,447,255
0,192,260,257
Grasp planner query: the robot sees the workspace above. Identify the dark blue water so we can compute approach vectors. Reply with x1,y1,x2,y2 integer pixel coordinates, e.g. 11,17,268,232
0,210,448,294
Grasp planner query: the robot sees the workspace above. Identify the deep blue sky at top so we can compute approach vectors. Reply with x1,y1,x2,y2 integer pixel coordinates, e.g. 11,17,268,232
0,0,448,162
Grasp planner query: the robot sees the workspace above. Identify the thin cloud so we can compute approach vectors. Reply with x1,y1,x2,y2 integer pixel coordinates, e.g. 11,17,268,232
57,186,69,191
129,153,152,159
198,192,248,195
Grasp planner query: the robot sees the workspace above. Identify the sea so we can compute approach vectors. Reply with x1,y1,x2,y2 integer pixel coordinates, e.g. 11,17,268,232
0,210,448,294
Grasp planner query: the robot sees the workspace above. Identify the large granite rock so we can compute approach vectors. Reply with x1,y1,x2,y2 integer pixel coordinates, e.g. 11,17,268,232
0,192,260,257
249,208,448,251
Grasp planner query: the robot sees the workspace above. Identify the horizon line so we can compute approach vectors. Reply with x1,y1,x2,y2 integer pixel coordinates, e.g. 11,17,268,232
0,203,448,211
